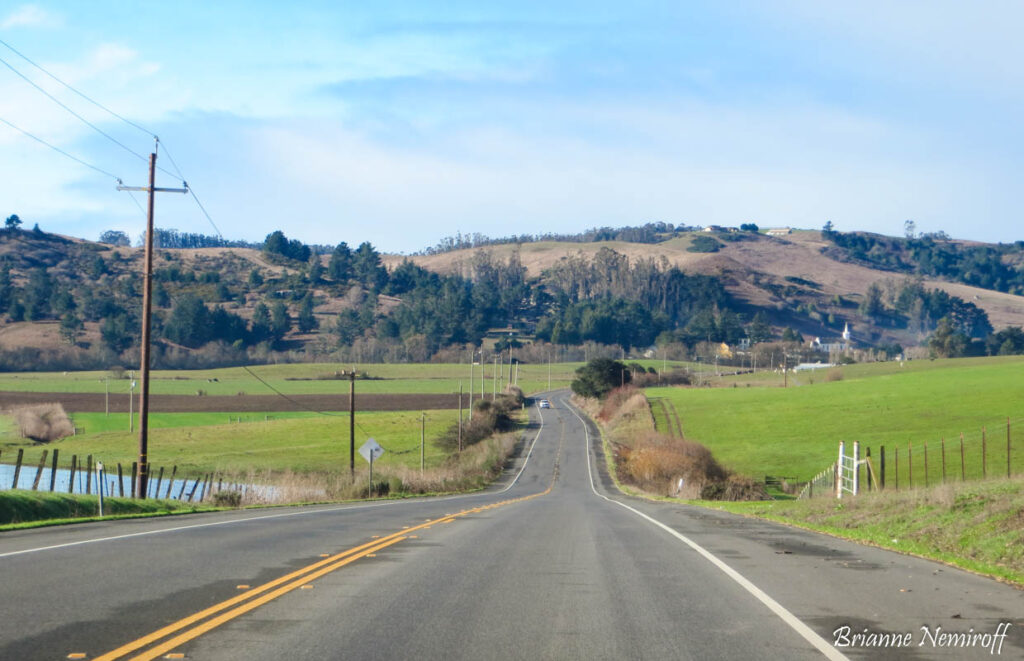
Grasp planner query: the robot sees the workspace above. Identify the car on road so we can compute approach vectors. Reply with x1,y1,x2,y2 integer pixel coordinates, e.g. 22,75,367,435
538,399,551,408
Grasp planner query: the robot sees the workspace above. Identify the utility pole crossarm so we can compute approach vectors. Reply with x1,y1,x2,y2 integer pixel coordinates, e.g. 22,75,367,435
117,184,188,194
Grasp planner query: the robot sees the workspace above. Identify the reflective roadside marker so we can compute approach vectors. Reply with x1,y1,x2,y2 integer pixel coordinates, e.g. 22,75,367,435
301,585,314,590
320,553,330,557
236,585,250,590
68,655,86,659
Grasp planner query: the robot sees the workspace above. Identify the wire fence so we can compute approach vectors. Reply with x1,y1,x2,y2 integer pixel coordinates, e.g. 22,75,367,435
799,415,1021,498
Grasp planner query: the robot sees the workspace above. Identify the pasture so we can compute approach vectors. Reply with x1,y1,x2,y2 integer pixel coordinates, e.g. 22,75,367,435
646,355,1024,482
0,410,459,477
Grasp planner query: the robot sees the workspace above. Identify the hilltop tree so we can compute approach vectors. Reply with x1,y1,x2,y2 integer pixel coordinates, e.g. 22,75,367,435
99,230,130,246
328,242,353,282
353,242,388,291
5,215,22,231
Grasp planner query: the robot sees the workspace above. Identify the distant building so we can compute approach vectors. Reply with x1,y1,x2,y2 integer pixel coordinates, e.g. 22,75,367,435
766,228,792,236
810,323,851,354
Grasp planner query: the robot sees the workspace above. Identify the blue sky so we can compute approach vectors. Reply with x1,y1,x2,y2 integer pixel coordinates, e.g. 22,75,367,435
1,1,1022,252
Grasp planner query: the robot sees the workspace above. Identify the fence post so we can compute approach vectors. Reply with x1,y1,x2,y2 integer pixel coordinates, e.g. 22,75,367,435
177,477,188,500
68,455,77,493
117,463,124,497
165,466,177,499
154,466,164,500
853,441,860,496
894,447,899,491
982,427,987,478
959,433,965,482
908,442,913,488
1008,418,1012,478
923,442,929,488
879,445,886,490
11,449,24,489
865,446,872,491
49,449,59,492
86,455,93,495
31,450,48,490
837,441,845,499
941,437,946,483
130,462,138,499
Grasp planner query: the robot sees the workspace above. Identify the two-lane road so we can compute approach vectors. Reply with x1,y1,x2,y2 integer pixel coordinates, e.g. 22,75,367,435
1,395,1021,659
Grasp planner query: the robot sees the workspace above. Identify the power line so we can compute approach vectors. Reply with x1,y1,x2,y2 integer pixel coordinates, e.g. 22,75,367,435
0,52,151,165
0,114,122,182
0,40,345,428
0,36,155,139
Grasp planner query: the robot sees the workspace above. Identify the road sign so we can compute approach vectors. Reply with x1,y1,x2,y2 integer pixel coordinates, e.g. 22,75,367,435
359,438,385,463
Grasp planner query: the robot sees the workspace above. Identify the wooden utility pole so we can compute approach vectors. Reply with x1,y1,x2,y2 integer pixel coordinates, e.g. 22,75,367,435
118,146,187,499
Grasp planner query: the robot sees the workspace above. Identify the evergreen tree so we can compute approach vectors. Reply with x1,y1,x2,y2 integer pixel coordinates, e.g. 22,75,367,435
328,242,353,282
250,302,273,344
270,301,291,342
297,293,318,332
164,293,212,348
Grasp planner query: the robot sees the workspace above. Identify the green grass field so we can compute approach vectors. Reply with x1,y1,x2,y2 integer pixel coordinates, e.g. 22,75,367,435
646,355,1024,483
1,409,461,477
0,359,691,397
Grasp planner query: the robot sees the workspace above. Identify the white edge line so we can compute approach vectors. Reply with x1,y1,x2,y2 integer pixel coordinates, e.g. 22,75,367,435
563,397,848,661
0,407,547,559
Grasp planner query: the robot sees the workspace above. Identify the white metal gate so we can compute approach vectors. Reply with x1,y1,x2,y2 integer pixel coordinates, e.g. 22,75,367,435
837,440,864,498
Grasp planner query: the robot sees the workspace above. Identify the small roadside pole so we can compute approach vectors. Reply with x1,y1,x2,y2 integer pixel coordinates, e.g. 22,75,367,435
96,461,104,517
420,413,425,476
359,438,385,498
129,377,136,433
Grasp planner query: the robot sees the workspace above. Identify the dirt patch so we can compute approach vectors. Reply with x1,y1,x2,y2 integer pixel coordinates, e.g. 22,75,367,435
0,391,466,413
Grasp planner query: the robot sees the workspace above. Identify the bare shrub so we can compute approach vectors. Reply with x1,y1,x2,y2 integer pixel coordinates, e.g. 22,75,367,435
826,368,844,382
700,475,770,501
11,403,75,441
623,432,729,495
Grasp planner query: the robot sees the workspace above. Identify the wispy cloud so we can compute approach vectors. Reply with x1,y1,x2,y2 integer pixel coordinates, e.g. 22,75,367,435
1,5,58,30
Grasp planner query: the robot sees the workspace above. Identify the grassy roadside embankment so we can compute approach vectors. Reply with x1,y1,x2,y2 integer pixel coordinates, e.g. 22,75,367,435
699,479,1024,586
0,490,213,529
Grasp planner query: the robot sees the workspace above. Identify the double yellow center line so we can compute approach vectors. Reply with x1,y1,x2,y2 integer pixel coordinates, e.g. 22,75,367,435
93,487,552,661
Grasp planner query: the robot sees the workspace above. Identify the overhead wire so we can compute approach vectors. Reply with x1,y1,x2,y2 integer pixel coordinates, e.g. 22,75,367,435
1,38,384,431
0,36,154,138
0,52,151,166
0,114,122,182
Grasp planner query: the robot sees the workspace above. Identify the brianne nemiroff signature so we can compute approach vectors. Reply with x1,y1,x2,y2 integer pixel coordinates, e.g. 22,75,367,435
833,623,1012,654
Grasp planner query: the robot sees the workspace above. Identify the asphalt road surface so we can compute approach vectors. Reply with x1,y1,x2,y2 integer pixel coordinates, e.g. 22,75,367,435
1,394,1021,660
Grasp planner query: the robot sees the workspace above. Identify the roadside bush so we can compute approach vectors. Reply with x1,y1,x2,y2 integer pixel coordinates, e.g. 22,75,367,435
211,490,242,507
699,475,770,501
10,403,75,442
438,392,520,452
623,432,728,496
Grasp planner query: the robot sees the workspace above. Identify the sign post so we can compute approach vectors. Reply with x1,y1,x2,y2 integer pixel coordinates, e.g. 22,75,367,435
359,438,386,497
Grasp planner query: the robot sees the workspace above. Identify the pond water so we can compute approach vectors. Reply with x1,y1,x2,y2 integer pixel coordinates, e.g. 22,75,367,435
0,463,276,501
